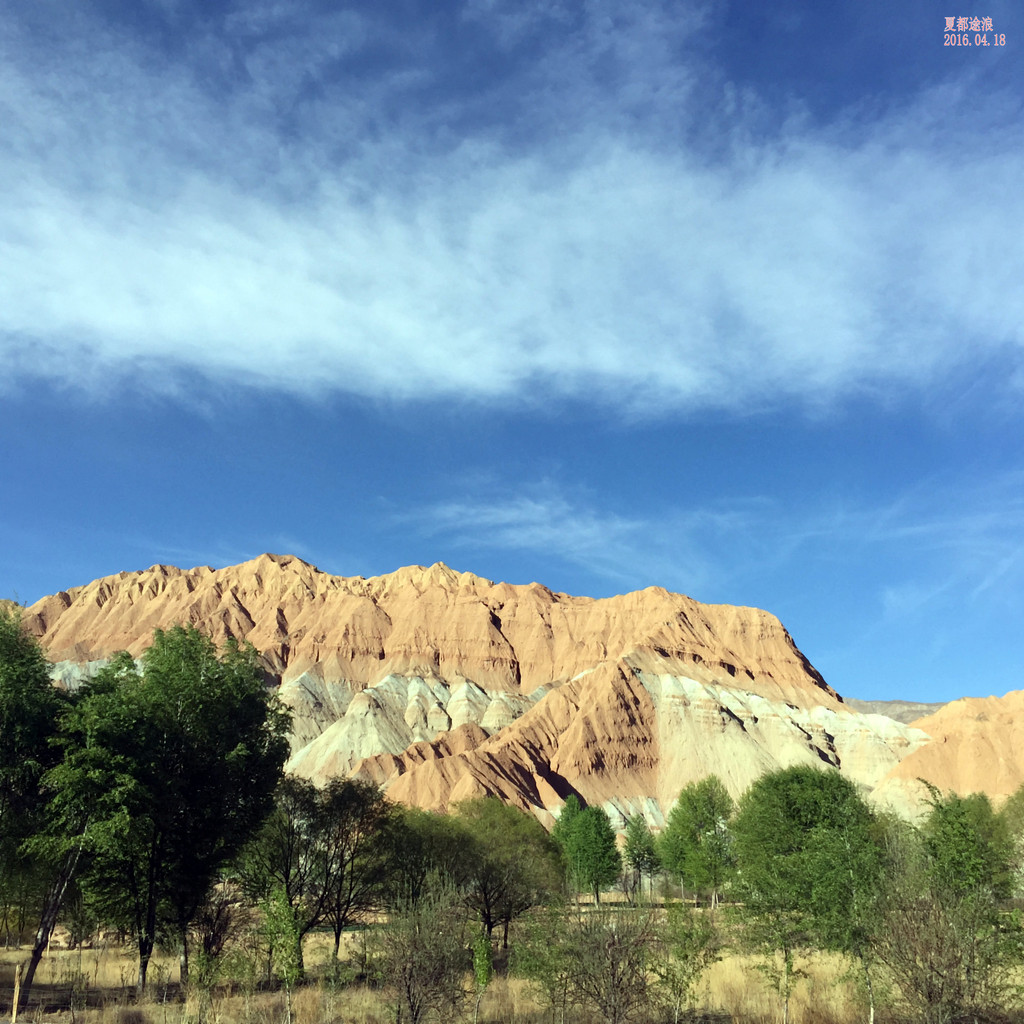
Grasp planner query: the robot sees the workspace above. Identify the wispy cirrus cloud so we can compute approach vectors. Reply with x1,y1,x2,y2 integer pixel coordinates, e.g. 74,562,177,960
411,472,1024,618
412,482,791,597
414,491,667,588
1,2,1023,415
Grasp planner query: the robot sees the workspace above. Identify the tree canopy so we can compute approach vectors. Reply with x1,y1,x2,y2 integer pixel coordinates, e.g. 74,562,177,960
382,806,469,908
658,776,734,907
244,775,395,967
0,609,65,839
623,814,659,901
731,765,882,1024
47,626,290,990
921,786,1013,901
874,787,1021,1022
0,609,67,948
553,800,621,903
454,797,563,944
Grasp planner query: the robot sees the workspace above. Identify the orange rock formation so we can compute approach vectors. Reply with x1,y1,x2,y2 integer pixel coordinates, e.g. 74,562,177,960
21,553,1010,821
874,693,1024,812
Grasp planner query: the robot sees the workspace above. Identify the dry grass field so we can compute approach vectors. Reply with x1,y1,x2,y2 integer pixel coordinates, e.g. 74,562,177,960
1,935,876,1024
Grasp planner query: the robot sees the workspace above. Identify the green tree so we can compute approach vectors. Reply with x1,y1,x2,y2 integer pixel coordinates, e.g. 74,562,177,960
550,794,583,848
187,880,254,999
46,626,290,993
731,766,881,1024
515,904,657,1024
875,789,1023,1023
999,781,1024,894
658,775,734,908
513,905,580,1024
318,779,395,957
800,787,884,1024
572,907,657,1024
922,787,1012,900
472,933,493,1024
381,806,468,908
261,885,301,1024
0,610,80,1010
455,797,563,946
0,610,67,943
622,814,659,903
0,609,64,838
554,803,621,904
241,776,331,976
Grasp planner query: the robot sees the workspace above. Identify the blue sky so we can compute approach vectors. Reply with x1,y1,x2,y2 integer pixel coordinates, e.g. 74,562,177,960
2,0,1023,703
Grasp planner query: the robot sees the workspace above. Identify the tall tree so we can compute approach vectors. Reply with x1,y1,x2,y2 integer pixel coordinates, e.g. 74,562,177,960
623,814,659,903
731,766,881,1024
381,806,468,908
650,902,720,1024
261,885,302,1024
659,776,734,908
319,779,394,957
999,781,1024,896
563,906,658,1024
922,787,1013,901
371,879,471,1024
241,776,330,977
550,794,583,848
0,609,53,924
554,803,621,904
455,797,563,946
512,905,580,1024
244,776,396,968
0,609,64,839
46,626,290,993
517,904,658,1024
800,787,884,1024
0,609,73,1006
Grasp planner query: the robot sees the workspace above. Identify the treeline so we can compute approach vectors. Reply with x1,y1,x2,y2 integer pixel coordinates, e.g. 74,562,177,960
5,610,1024,1023
650,770,1024,1024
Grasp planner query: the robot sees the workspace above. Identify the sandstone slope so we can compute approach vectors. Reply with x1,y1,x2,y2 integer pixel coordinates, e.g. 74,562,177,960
874,692,1024,811
19,554,949,821
344,659,929,826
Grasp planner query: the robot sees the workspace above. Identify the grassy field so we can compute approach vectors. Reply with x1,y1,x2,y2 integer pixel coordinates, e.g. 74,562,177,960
1,934,872,1024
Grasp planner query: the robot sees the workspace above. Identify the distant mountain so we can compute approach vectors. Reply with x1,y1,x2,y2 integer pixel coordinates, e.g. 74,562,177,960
844,698,949,726
19,555,1017,822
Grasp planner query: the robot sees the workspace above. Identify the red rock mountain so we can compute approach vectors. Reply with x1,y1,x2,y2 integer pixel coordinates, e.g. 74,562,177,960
20,554,1013,822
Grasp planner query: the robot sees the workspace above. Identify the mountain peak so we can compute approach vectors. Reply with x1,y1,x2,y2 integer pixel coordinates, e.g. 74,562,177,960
17,556,1022,822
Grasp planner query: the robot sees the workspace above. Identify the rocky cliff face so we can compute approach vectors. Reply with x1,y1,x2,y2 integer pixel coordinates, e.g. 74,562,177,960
342,662,929,826
20,554,1000,822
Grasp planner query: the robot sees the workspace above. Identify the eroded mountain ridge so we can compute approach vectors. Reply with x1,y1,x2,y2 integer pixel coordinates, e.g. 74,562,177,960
21,554,1018,822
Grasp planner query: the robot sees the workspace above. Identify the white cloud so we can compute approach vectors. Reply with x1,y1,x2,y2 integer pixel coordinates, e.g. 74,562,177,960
412,473,1024,617
413,491,658,588
1,3,1023,414
411,484,777,595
